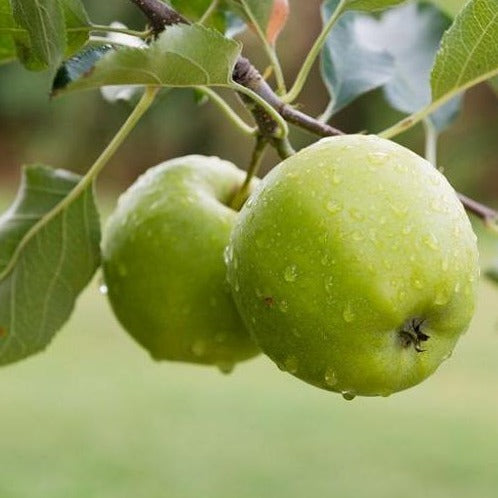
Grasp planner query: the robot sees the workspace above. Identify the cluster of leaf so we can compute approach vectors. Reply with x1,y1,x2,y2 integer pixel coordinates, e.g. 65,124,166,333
0,0,497,367
0,0,91,70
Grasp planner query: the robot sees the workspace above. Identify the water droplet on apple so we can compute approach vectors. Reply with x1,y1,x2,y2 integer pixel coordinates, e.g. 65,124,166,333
349,208,364,221
342,391,356,401
422,233,439,251
99,284,108,295
441,258,449,272
245,196,254,208
278,300,289,313
325,276,334,293
326,200,342,214
435,289,450,305
191,340,206,357
324,367,337,387
223,245,233,266
367,152,388,165
217,361,234,374
412,278,423,289
343,303,355,323
284,265,298,282
284,356,299,374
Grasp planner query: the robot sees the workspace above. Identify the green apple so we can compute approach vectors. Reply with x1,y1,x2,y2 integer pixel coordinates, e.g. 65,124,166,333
227,135,479,397
102,155,260,372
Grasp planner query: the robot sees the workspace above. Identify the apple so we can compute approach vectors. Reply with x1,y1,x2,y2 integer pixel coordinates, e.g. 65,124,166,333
226,135,479,397
102,155,260,372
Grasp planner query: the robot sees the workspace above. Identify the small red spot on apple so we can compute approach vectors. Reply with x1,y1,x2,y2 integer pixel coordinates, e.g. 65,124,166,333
264,297,275,307
0,327,7,337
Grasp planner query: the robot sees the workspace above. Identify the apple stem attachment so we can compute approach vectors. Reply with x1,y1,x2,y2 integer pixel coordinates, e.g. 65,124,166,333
230,136,268,211
399,318,430,353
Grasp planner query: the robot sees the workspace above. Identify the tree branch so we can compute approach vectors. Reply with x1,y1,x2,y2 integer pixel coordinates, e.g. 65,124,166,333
457,193,498,228
129,0,343,140
129,0,497,228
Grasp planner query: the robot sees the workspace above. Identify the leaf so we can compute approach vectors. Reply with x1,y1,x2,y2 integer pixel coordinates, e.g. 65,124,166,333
320,0,395,113
428,0,468,17
0,0,90,68
345,0,406,11
321,1,461,131
53,24,241,95
431,0,498,102
0,165,101,366
61,0,91,57
169,0,243,36
238,0,289,45
0,0,16,64
10,0,66,70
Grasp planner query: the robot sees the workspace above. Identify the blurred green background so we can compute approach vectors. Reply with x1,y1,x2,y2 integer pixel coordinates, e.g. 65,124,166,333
0,1,497,497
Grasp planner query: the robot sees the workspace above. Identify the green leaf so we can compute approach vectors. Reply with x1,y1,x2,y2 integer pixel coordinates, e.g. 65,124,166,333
0,0,90,68
429,0,467,17
345,0,406,11
0,165,101,366
321,1,461,131
53,24,241,95
0,0,16,64
321,0,395,113
61,0,91,57
10,0,66,70
170,0,244,36
431,0,498,102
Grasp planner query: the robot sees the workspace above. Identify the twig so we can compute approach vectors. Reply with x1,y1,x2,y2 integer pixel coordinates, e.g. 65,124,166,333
129,0,496,229
129,0,343,140
457,193,498,228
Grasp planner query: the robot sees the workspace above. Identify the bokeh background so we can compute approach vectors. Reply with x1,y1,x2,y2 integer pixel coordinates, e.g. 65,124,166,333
0,1,497,497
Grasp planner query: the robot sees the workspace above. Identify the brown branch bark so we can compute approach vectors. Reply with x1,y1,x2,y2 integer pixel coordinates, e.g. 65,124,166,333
129,0,497,226
129,0,343,140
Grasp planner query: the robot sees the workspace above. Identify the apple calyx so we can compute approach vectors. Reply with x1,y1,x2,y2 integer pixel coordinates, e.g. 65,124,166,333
399,318,430,353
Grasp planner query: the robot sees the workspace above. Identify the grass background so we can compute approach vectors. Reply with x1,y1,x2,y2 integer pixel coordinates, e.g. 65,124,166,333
0,193,497,498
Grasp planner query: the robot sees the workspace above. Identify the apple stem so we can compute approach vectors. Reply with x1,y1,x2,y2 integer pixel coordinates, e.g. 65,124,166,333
230,136,268,211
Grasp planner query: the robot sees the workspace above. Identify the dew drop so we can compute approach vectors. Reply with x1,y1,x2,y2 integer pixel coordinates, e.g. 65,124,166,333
367,152,388,165
423,234,439,251
191,340,206,357
99,284,108,295
217,361,235,374
342,391,356,401
324,367,337,387
245,196,254,209
412,278,423,289
343,303,355,323
223,245,233,266
441,258,449,272
284,265,298,282
325,276,334,293
349,208,364,221
435,289,450,305
326,200,343,214
278,300,289,313
284,356,299,374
